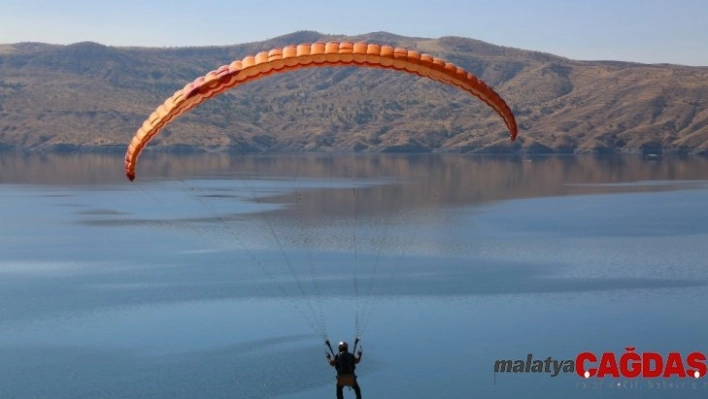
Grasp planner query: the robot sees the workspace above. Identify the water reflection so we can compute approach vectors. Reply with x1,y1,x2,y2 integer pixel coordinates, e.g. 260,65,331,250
2,153,708,207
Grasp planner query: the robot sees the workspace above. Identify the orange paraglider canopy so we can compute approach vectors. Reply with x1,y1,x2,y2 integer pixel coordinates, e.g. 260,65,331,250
124,41,518,181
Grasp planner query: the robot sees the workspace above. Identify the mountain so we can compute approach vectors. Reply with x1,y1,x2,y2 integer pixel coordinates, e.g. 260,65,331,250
1,31,707,155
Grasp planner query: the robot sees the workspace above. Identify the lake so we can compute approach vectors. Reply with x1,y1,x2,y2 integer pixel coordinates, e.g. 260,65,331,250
1,153,707,398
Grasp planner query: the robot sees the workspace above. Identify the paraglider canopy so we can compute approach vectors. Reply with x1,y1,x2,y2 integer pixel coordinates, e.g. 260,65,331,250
124,41,518,181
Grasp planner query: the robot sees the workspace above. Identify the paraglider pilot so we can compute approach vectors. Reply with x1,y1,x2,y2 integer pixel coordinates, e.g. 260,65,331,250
326,339,363,399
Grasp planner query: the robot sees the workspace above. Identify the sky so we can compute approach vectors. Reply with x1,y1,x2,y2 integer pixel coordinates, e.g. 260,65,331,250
1,0,707,66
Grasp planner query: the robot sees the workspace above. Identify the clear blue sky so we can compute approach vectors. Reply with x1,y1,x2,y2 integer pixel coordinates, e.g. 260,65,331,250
2,0,707,66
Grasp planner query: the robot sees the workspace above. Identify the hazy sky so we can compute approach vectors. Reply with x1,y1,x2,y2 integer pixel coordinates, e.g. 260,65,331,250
2,0,707,66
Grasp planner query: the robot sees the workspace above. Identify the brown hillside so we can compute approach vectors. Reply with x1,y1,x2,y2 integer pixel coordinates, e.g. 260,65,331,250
1,31,707,155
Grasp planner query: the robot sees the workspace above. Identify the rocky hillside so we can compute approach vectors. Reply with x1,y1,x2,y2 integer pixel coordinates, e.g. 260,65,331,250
1,31,707,155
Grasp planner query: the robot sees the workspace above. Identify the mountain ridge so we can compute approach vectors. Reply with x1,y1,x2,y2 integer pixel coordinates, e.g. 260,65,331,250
1,31,707,156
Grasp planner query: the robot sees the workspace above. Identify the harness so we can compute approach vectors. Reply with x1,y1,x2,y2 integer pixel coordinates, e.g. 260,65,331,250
334,352,357,387
337,374,356,387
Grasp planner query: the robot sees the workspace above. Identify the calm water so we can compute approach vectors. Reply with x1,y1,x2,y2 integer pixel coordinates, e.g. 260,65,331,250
1,153,708,398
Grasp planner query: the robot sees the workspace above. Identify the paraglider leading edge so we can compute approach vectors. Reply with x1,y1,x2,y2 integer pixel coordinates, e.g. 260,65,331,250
124,41,519,181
